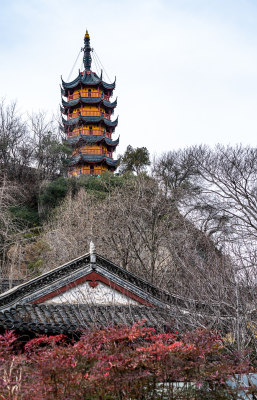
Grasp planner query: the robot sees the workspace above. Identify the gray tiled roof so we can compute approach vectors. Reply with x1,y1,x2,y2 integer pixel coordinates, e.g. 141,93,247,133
0,304,172,335
0,279,24,294
61,71,115,91
67,135,119,148
62,116,118,128
70,154,118,166
62,97,117,109
0,253,221,313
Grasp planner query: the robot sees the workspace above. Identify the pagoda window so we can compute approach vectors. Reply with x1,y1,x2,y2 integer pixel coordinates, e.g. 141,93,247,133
89,126,92,134
88,89,91,97
90,165,94,174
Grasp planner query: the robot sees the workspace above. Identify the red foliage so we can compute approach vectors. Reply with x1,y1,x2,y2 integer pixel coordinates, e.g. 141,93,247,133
0,330,18,360
0,323,254,399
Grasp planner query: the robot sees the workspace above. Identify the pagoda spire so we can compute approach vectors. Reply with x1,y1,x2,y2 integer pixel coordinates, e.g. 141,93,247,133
83,30,92,71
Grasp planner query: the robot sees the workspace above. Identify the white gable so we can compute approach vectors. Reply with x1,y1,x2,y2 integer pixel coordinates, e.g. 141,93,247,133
43,280,139,305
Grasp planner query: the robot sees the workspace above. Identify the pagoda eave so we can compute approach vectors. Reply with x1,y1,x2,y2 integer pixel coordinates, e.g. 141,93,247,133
61,97,117,110
61,72,115,92
67,134,119,148
70,154,118,166
61,74,81,89
102,98,117,108
62,116,118,129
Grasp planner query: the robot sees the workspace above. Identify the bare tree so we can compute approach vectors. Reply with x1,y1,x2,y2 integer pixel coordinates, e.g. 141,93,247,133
0,176,26,280
93,176,176,284
154,145,257,350
29,111,71,180
39,189,94,270
0,100,33,180
155,145,257,262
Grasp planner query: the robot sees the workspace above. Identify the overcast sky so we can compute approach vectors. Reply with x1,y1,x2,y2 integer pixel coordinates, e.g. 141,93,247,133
1,0,257,157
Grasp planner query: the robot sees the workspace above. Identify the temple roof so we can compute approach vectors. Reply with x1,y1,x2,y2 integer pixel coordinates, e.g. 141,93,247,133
70,154,118,166
67,134,119,148
61,96,117,110
0,250,231,335
0,253,174,312
62,115,118,129
0,279,24,294
61,71,115,93
0,304,171,334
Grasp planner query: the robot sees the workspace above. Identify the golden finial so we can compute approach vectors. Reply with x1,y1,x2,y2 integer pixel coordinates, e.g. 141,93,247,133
85,30,90,39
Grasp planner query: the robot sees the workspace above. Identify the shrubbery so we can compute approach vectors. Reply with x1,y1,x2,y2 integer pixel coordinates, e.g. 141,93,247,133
0,322,255,399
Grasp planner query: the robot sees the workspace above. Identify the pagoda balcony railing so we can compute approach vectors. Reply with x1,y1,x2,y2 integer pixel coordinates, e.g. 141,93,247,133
67,91,110,101
68,129,103,137
68,169,108,176
68,111,110,119
67,129,112,138
73,149,113,157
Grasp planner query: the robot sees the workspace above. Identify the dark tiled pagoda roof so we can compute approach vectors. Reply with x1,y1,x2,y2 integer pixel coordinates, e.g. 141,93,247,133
67,135,119,148
61,71,115,94
62,96,117,110
62,116,118,130
70,154,118,166
0,304,172,335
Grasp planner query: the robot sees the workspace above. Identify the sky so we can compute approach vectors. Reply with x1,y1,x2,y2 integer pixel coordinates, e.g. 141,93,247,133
0,0,257,157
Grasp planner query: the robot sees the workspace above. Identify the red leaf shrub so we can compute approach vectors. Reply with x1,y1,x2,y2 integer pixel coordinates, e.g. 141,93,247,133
0,322,254,399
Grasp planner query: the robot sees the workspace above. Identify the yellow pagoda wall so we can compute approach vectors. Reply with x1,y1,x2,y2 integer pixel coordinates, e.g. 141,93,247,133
72,88,105,99
72,144,109,156
71,164,108,176
70,126,106,137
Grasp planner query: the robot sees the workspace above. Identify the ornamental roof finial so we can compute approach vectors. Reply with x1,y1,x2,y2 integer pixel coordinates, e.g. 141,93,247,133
83,30,92,71
90,241,96,264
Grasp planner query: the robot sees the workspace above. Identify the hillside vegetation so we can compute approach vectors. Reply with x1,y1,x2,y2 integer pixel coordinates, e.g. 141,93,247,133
1,100,257,350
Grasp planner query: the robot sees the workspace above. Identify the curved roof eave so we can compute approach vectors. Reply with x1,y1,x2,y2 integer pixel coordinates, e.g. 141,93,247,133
105,157,118,166
105,136,119,146
61,72,116,91
70,154,118,166
101,81,115,90
103,98,117,108
62,98,81,107
61,74,81,89
62,116,80,126
67,135,105,146
80,96,101,105
62,97,117,110
80,115,102,124
104,117,118,127
79,115,118,127
67,135,119,147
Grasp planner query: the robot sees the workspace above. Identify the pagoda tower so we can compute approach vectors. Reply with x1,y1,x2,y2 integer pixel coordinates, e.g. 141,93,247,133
61,31,119,176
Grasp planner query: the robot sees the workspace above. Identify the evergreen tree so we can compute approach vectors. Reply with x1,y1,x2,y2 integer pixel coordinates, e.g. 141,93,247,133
118,145,150,175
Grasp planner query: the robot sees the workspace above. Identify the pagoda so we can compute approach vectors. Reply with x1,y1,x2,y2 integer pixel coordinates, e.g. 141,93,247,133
61,31,119,176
